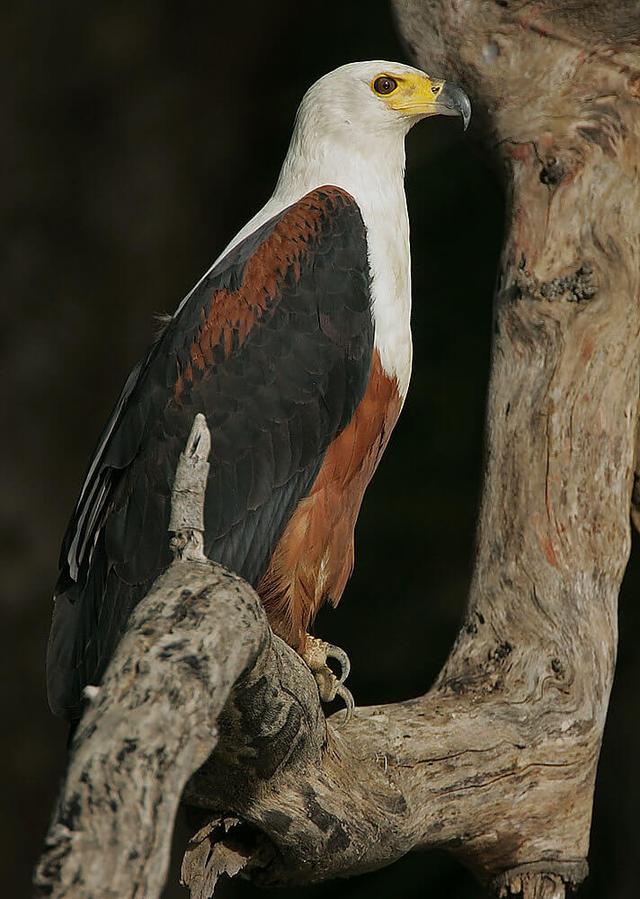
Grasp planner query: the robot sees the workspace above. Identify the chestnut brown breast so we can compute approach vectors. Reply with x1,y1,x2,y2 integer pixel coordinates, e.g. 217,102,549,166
258,350,403,650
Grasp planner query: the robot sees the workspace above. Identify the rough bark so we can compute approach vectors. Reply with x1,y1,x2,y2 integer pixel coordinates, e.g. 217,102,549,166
35,3,640,897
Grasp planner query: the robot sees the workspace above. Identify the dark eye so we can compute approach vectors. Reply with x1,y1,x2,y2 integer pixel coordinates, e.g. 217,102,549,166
373,75,398,95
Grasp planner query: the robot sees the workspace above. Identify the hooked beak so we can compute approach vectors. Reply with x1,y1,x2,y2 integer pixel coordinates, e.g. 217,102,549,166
384,72,471,131
434,81,471,131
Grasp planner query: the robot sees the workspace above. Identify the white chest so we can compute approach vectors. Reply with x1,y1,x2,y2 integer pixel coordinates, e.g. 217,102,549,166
356,186,413,398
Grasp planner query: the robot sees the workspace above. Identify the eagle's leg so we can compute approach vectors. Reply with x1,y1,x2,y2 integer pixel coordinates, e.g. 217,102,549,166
301,635,354,722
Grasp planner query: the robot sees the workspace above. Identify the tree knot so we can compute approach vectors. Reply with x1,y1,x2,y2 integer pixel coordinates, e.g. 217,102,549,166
539,156,565,187
514,259,597,304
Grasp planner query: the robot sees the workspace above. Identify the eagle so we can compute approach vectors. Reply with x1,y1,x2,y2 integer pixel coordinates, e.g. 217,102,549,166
47,61,470,721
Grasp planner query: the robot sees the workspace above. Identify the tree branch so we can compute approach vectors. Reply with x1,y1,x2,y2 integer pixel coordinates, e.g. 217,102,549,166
35,2,640,896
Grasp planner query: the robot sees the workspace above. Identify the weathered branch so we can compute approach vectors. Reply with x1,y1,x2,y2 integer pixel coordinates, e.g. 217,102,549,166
34,560,269,898
35,3,640,896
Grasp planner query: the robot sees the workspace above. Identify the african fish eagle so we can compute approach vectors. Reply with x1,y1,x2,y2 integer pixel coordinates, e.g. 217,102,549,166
47,61,471,721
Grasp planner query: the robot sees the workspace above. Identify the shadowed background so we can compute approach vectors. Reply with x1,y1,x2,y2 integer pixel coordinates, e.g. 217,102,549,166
1,2,638,897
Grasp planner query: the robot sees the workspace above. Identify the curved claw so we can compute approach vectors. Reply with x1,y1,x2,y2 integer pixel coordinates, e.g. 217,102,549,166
301,635,355,722
335,683,355,726
325,643,351,684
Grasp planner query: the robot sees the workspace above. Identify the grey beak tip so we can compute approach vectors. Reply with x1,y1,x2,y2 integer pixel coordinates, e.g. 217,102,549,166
462,97,472,131
456,90,472,132
439,82,472,132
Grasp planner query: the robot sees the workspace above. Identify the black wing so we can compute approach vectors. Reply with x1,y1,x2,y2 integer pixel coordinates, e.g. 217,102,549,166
47,186,374,719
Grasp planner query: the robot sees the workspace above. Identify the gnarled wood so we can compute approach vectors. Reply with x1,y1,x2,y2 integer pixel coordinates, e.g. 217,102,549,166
35,3,640,896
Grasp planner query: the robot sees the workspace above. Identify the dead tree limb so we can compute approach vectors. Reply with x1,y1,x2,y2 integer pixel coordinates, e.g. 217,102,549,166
35,3,640,896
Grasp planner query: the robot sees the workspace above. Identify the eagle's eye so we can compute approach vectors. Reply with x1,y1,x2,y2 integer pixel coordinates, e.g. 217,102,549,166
373,75,398,96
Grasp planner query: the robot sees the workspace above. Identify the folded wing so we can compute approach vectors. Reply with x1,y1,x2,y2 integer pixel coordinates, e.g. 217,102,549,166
47,186,374,719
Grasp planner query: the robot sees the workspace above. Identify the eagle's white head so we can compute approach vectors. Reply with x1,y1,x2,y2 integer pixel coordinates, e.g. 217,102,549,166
297,60,470,137
274,60,470,206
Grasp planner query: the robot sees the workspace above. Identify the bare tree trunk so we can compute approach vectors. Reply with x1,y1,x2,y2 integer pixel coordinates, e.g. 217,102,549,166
34,3,640,897
391,0,640,886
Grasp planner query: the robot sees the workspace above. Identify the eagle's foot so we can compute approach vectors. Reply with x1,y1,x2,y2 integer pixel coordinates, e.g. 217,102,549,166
301,635,354,723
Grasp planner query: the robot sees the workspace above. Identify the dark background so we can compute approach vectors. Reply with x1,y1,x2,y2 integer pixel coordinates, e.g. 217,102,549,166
1,2,638,897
